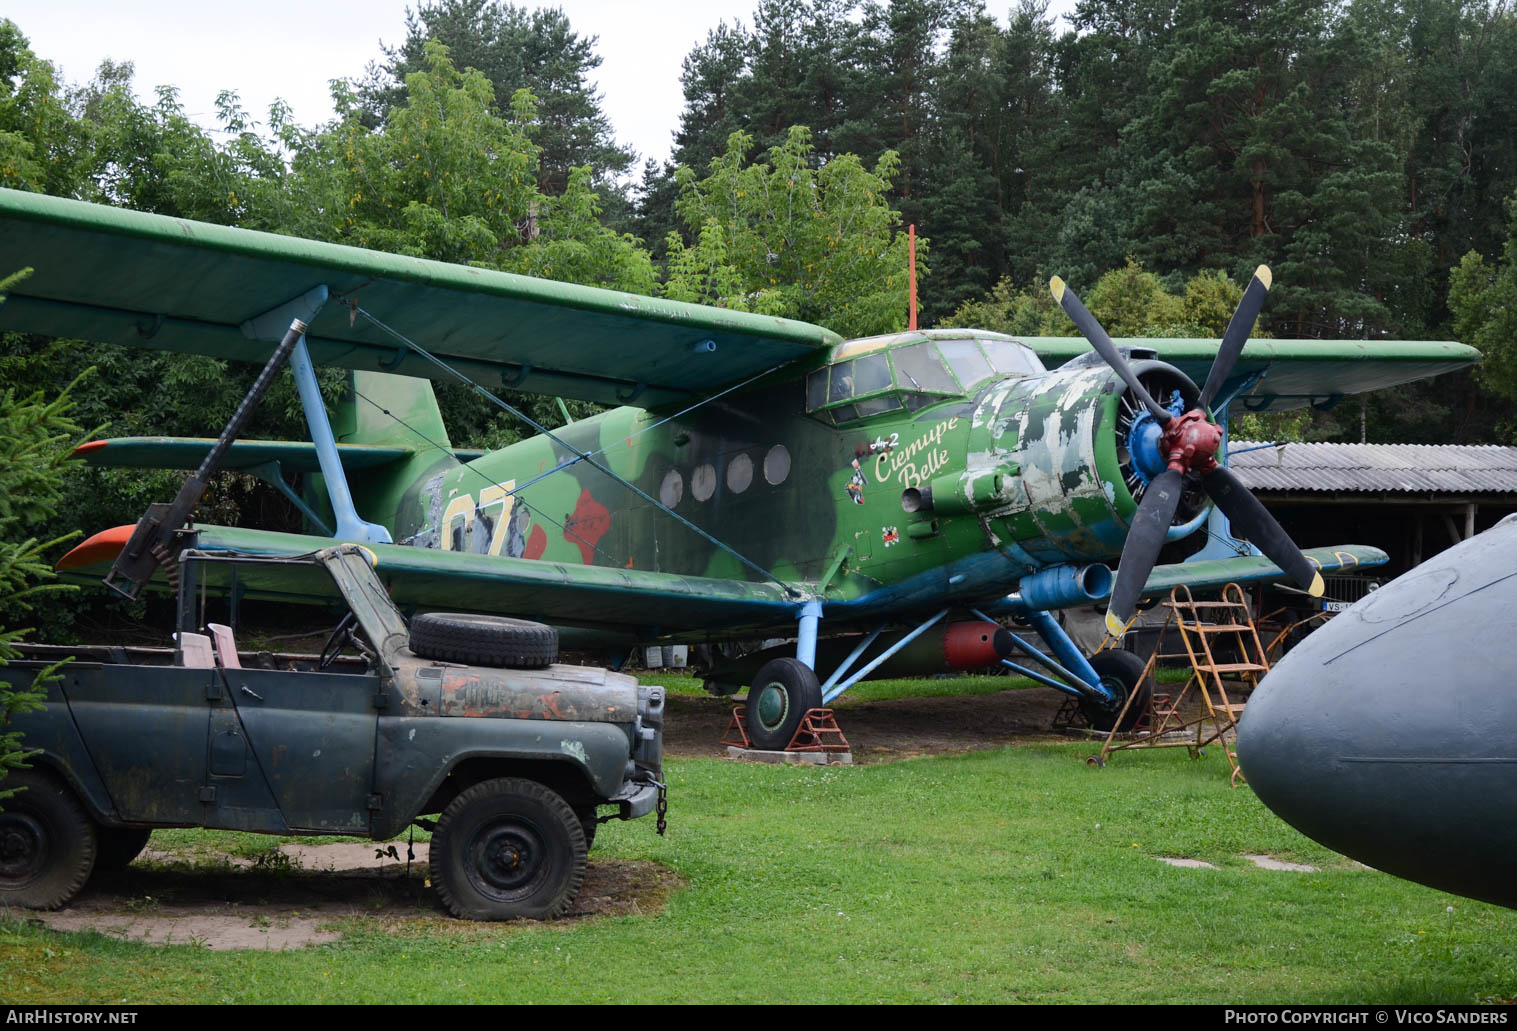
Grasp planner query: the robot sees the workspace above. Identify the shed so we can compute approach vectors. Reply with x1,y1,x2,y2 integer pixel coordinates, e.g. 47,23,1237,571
1229,440,1517,574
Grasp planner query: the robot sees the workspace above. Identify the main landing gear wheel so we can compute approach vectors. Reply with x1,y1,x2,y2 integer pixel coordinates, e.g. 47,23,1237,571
0,769,97,909
1079,650,1153,733
429,777,586,920
745,657,822,751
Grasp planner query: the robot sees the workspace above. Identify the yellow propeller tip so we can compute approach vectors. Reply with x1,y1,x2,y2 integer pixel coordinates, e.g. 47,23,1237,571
1049,276,1066,302
1105,611,1127,640
1308,571,1324,597
1255,265,1272,290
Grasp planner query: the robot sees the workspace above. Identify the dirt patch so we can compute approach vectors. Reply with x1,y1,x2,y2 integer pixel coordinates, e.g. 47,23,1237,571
664,684,1074,762
27,844,681,951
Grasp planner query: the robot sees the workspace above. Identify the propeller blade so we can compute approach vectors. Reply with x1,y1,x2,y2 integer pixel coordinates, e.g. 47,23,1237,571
1050,277,1172,425
1198,265,1272,410
1106,468,1186,638
1203,464,1324,595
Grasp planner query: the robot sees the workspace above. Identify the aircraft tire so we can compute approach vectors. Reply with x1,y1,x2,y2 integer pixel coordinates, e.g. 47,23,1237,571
0,768,97,909
91,827,152,874
430,777,586,921
410,613,558,669
1080,650,1153,733
745,657,823,751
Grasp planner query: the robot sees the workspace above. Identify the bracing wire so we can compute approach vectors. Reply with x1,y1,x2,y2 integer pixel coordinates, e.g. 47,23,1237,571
352,306,800,596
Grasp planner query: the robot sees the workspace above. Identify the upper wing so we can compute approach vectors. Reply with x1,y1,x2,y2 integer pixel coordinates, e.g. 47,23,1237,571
0,188,840,409
1023,336,1478,413
1141,544,1386,597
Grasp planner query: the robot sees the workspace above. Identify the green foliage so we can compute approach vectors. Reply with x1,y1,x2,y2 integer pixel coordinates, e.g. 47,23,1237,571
939,276,1064,335
1449,193,1517,424
943,262,1261,341
285,43,652,294
663,127,918,337
362,0,636,198
0,268,87,790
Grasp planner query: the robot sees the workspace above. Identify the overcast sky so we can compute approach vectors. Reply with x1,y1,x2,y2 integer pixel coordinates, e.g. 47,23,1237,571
12,0,761,169
13,1,1073,171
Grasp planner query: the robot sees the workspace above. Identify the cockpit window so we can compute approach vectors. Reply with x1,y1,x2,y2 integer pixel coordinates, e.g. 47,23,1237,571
983,339,1043,376
855,394,902,417
827,360,855,403
890,342,958,395
806,333,1041,426
852,353,892,395
937,338,995,391
806,368,829,410
818,353,896,406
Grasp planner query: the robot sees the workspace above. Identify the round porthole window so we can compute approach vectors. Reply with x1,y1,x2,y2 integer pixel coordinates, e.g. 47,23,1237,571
659,468,684,508
727,452,754,493
764,444,791,485
691,463,717,502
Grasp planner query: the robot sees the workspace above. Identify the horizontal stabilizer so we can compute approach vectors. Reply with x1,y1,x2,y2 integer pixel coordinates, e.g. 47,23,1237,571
57,524,804,637
72,437,484,473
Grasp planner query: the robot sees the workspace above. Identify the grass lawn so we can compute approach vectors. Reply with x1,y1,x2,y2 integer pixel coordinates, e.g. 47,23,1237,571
2,730,1512,1005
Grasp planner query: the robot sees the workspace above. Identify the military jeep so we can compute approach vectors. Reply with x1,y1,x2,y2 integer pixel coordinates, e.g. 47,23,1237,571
0,545,665,920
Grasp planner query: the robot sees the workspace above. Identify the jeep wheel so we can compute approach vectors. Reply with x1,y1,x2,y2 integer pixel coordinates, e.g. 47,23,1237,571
0,769,97,909
575,807,598,852
93,827,152,873
430,778,586,920
410,613,558,669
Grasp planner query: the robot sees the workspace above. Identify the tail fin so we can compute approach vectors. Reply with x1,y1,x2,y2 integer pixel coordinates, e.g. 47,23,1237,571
337,370,453,453
329,371,461,532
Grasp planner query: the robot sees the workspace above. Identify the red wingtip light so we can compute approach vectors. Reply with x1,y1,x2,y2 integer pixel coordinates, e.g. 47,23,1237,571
72,440,108,455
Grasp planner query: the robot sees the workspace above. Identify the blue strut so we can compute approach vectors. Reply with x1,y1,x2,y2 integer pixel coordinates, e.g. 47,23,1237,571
288,338,393,545
795,600,822,669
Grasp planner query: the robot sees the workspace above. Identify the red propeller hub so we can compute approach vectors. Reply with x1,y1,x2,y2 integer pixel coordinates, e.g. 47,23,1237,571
1163,409,1222,476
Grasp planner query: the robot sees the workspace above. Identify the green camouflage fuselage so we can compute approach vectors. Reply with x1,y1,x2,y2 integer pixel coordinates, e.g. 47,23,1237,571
344,330,1175,631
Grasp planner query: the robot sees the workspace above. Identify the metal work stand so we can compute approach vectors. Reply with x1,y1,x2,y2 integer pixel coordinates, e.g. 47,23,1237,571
1090,583,1271,785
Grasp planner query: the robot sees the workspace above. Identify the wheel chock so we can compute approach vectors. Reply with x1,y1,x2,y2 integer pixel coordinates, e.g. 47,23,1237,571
785,708,851,753
720,705,752,749
723,706,853,764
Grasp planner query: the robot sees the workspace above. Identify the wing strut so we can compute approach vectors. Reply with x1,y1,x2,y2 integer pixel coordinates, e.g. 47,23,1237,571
352,305,803,598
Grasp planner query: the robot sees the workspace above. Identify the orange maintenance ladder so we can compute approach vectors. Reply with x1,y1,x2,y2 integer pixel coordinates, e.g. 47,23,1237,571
1091,583,1271,785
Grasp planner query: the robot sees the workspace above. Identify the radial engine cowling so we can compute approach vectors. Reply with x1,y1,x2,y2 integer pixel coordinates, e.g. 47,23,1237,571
960,358,1200,566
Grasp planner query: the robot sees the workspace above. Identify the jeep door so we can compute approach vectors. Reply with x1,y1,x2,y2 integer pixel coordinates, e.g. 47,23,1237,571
222,666,380,834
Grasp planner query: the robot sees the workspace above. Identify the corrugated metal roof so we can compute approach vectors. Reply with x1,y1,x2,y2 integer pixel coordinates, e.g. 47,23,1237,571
1229,440,1517,495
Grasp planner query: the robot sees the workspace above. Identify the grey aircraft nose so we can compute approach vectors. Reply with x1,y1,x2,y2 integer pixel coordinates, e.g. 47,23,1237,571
1237,515,1517,909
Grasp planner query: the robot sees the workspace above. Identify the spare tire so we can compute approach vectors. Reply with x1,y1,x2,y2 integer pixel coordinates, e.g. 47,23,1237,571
410,613,558,669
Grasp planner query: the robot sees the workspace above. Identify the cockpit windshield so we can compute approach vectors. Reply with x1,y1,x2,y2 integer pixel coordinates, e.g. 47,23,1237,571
805,331,1044,426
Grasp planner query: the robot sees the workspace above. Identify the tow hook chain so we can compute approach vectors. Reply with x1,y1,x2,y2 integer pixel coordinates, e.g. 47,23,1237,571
654,778,668,836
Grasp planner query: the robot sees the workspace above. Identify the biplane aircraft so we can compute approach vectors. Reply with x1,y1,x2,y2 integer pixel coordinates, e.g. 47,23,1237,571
0,188,1479,748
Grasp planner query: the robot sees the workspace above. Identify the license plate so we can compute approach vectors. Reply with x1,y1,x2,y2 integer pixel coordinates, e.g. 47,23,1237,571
1323,600,1354,612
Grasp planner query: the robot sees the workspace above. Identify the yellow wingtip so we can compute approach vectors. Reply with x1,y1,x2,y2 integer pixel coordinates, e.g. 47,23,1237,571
1255,265,1272,291
1105,611,1127,640
1308,570,1324,597
1050,276,1066,302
